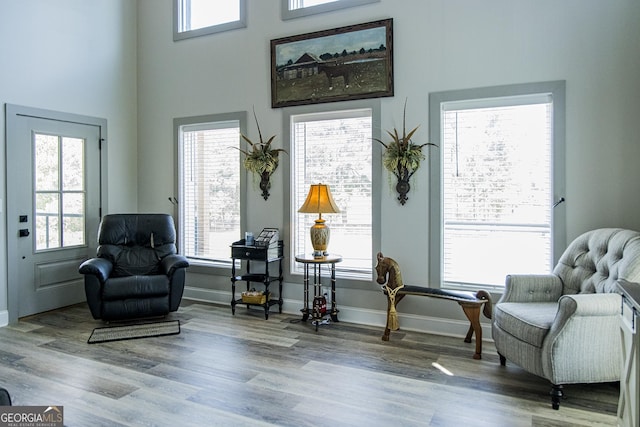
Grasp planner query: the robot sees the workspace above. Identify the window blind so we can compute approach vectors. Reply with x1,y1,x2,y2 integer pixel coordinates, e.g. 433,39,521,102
180,120,240,262
442,101,553,287
291,109,373,274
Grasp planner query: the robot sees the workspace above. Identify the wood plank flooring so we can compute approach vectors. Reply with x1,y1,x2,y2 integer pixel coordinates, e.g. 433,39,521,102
0,301,619,426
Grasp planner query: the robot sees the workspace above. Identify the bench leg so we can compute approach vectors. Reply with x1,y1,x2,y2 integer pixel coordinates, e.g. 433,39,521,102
382,294,405,341
459,302,483,359
464,324,474,343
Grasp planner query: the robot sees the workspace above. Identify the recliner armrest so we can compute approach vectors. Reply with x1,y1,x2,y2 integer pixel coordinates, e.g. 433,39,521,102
160,254,189,276
78,258,113,284
499,274,563,303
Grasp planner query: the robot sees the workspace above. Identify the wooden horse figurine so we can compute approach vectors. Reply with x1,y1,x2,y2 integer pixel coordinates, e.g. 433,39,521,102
375,252,492,359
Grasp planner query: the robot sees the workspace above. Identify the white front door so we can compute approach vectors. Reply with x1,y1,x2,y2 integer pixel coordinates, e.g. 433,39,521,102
6,105,104,321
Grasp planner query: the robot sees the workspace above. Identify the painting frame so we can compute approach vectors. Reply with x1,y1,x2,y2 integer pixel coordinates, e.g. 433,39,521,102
270,19,393,108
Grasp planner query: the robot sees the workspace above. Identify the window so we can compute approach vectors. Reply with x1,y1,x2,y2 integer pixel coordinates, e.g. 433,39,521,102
286,102,381,280
429,81,566,290
174,0,246,41
34,133,85,250
175,112,247,264
281,0,379,20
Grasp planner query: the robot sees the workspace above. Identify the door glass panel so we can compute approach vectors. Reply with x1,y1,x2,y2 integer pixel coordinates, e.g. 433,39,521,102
62,137,84,191
34,133,86,251
36,193,60,250
35,134,59,191
63,193,84,247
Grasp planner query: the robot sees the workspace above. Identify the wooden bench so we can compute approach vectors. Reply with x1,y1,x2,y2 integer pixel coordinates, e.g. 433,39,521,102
376,253,492,359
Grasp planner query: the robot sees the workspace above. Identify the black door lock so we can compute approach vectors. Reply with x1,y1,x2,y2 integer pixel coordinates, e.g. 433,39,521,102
19,229,30,237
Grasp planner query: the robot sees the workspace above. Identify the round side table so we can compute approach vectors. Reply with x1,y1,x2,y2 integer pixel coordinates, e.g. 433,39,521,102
295,254,342,329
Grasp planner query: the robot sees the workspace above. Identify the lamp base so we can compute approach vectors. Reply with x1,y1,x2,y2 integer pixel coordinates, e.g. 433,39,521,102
312,250,325,258
310,218,330,258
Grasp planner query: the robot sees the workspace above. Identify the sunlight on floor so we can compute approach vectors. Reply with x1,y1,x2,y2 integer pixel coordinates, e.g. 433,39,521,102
432,362,454,376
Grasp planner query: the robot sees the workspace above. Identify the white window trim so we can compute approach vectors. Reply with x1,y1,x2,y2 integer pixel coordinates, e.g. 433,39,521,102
281,0,380,20
173,0,247,42
282,100,382,289
428,81,566,292
174,111,248,273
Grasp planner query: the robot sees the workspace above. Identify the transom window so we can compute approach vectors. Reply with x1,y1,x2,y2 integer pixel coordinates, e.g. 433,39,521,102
429,82,566,290
176,113,246,264
282,0,379,20
290,0,339,7
174,0,246,41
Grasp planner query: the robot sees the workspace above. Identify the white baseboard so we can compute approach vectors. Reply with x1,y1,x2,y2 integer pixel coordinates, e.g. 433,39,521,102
183,286,493,342
0,310,8,327
0,287,492,341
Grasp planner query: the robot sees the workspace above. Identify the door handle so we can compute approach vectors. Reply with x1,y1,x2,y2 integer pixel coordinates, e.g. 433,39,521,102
19,229,30,237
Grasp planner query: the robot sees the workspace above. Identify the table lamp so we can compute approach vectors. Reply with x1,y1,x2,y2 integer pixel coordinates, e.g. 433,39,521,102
298,183,340,257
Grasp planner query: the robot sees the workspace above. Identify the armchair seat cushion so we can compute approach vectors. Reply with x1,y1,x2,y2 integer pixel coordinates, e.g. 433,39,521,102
109,246,163,277
102,275,170,301
101,297,170,321
493,302,558,348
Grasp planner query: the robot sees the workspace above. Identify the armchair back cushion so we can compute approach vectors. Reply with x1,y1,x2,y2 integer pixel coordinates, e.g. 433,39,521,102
97,214,177,277
553,228,640,294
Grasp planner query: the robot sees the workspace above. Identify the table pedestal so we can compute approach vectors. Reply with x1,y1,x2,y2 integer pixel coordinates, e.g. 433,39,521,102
295,254,342,330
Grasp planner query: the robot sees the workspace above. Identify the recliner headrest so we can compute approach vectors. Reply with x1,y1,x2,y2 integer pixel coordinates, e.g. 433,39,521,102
98,214,176,247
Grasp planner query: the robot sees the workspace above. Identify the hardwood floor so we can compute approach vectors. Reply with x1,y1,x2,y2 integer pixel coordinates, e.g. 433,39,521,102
0,301,618,426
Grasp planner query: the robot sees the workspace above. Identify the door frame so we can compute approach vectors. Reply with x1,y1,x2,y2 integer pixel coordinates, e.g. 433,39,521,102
5,104,108,324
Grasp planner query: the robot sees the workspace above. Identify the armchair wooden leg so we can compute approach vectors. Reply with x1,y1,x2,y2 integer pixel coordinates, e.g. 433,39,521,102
498,353,506,366
550,384,564,410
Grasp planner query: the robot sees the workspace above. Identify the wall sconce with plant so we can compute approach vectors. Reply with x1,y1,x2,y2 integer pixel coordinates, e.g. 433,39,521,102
236,109,287,200
375,100,436,205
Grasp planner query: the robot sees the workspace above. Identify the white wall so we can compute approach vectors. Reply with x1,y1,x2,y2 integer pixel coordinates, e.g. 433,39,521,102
0,0,139,324
64,0,640,335
136,0,640,334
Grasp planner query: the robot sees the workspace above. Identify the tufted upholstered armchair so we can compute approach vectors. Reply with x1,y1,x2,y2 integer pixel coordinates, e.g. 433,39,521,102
492,228,640,409
79,214,189,321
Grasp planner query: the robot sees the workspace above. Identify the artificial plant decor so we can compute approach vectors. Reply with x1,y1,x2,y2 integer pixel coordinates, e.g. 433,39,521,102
375,99,436,205
236,109,287,200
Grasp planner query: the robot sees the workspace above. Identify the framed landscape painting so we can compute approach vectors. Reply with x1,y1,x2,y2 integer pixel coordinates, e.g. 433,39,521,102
270,19,393,108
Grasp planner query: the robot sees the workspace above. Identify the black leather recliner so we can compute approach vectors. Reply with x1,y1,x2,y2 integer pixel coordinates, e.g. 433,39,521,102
79,214,189,321
0,387,11,406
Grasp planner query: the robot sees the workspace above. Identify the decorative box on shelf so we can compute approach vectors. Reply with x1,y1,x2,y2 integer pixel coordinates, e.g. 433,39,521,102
255,228,279,247
241,290,268,305
231,235,283,261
